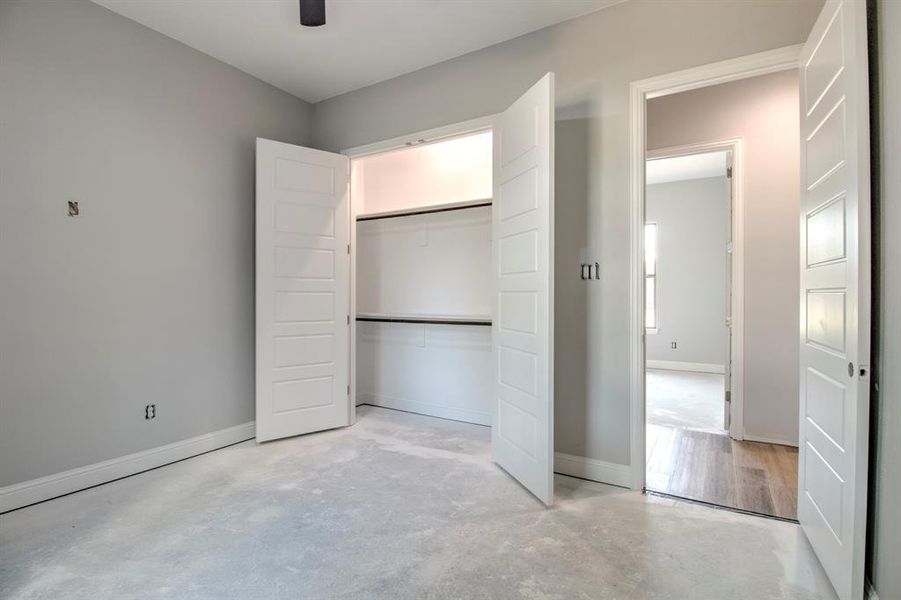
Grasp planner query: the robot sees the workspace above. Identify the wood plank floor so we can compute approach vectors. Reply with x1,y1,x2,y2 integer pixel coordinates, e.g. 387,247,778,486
646,424,799,520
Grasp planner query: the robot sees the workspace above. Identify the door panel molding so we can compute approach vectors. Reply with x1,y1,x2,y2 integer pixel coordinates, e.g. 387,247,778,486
797,2,871,598
492,73,555,506
256,139,351,443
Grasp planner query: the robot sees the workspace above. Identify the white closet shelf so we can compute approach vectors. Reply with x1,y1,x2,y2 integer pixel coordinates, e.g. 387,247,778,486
355,198,492,222
356,313,492,326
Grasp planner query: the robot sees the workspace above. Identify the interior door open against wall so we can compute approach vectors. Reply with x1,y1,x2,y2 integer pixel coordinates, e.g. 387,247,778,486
492,73,556,506
797,1,871,598
256,139,351,443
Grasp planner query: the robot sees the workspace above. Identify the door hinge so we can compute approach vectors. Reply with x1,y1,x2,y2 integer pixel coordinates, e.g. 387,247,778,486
726,167,733,178
347,385,351,395
347,315,350,325
347,244,350,254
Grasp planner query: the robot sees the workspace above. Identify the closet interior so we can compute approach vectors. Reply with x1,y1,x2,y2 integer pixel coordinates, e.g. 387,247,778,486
351,129,494,425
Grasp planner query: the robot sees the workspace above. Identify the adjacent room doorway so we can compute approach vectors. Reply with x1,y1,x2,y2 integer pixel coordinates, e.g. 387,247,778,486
640,141,800,520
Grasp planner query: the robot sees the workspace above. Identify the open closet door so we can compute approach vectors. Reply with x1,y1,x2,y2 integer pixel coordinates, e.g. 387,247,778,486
492,73,555,505
798,2,870,599
256,138,351,443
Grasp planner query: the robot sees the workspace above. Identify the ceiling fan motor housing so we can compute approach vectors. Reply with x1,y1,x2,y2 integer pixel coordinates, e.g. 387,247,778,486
300,0,326,27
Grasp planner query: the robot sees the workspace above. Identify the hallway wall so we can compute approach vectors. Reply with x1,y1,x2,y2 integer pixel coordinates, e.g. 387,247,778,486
645,176,730,368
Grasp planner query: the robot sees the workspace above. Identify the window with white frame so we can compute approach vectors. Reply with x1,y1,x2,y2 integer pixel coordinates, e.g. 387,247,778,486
645,222,658,331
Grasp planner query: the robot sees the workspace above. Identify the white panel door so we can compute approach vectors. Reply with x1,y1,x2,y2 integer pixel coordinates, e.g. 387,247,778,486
256,138,351,442
798,2,871,598
492,73,555,505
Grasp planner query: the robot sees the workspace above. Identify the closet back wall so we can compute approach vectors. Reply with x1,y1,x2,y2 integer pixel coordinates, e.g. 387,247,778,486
0,0,313,488
355,208,493,424
356,209,492,319
351,132,492,215
354,134,493,424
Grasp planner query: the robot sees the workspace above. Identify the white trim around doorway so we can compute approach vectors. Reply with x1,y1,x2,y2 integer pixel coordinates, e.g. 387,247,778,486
628,44,802,491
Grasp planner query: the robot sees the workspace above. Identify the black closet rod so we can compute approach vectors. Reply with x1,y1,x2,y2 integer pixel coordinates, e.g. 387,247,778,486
356,201,492,222
356,316,492,327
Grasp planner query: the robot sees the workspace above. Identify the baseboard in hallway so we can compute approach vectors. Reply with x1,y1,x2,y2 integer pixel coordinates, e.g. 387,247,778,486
646,360,725,374
741,433,799,447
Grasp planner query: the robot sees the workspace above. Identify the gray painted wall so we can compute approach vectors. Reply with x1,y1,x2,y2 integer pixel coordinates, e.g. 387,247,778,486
645,177,729,366
553,118,590,456
647,71,801,446
868,1,900,597
312,0,822,464
0,0,312,487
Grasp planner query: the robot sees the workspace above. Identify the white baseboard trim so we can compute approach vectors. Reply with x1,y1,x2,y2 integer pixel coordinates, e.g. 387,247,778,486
360,393,491,426
647,360,725,374
0,421,255,513
554,452,632,489
741,433,799,447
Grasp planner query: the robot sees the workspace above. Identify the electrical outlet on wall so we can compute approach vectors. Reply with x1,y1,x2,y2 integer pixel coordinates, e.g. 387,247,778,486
144,404,156,420
671,341,678,350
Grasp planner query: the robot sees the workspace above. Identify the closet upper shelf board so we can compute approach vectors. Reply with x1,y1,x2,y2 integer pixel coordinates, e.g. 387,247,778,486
356,313,492,326
355,199,491,221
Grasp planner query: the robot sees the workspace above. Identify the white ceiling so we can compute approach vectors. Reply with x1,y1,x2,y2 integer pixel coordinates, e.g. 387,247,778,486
646,152,729,186
92,0,620,103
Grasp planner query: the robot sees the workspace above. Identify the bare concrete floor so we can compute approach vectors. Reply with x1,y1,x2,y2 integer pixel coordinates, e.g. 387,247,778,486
646,369,725,434
1,406,835,600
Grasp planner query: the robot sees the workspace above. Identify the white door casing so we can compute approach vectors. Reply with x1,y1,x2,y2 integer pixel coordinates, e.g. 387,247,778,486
256,138,351,443
798,1,871,599
724,151,734,433
492,73,555,505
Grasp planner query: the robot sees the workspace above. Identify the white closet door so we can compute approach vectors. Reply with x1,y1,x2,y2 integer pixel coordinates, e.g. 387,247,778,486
256,138,351,443
798,1,871,599
492,73,555,505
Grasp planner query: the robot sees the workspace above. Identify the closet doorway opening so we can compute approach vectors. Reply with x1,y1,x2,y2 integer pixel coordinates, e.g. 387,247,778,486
256,73,558,506
348,126,496,428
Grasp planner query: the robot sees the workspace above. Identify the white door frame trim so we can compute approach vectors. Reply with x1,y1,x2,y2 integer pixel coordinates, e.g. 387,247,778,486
646,138,745,441
629,44,802,490
341,114,497,158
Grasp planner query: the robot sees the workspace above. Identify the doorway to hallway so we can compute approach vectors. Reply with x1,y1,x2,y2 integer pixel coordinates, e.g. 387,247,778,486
639,101,801,521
